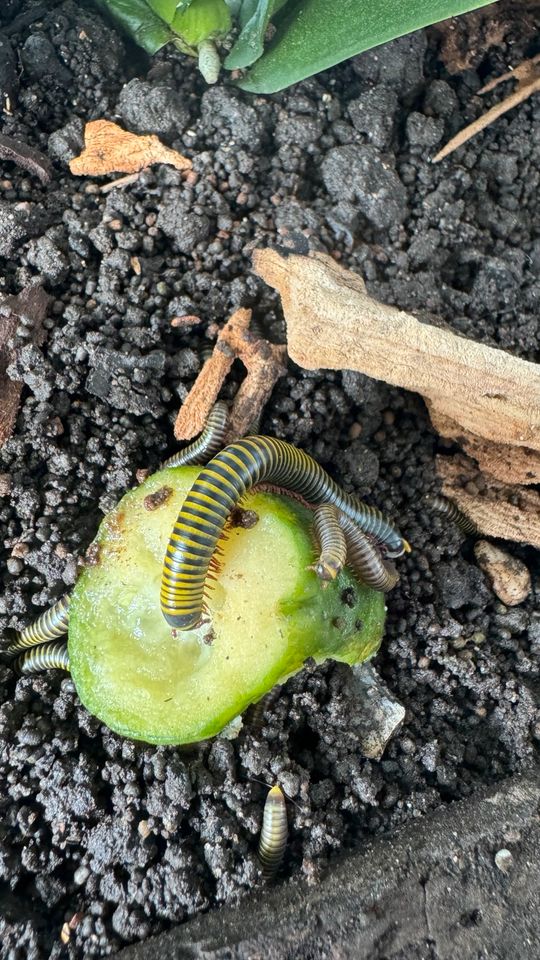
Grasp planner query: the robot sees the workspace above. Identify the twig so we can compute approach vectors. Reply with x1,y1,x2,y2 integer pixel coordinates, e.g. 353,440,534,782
174,308,287,443
433,54,540,163
0,133,52,184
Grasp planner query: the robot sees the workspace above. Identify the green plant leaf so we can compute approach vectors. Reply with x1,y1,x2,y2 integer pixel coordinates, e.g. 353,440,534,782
146,0,195,24
95,0,172,53
225,0,289,69
171,0,232,44
237,0,500,93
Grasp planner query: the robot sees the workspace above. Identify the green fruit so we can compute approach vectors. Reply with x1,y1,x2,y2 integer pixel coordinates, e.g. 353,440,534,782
68,467,385,745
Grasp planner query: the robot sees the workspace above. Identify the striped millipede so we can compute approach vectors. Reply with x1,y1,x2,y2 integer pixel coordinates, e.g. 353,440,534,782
311,505,398,592
161,436,407,628
337,512,399,592
162,401,229,469
428,494,478,536
5,594,70,657
258,785,288,881
310,504,347,581
15,640,70,675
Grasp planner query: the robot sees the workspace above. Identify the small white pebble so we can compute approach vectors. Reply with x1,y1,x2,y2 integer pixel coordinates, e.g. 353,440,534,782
73,865,90,885
495,848,513,874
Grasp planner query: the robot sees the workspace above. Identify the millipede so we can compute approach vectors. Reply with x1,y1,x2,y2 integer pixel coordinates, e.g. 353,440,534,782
162,401,229,469
161,435,407,629
310,504,347,582
428,494,478,536
337,512,399,593
5,594,70,657
15,639,70,676
258,785,288,881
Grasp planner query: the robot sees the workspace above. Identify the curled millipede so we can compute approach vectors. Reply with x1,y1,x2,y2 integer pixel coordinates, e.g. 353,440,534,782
162,401,229,469
258,785,288,881
337,513,399,592
244,686,282,732
161,436,407,629
310,504,347,581
429,494,478,535
15,640,70,675
5,594,70,657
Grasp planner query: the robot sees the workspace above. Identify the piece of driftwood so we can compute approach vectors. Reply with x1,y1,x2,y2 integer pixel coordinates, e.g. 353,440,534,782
428,407,540,486
0,286,51,446
70,120,192,177
437,454,540,549
252,248,540,453
174,308,287,444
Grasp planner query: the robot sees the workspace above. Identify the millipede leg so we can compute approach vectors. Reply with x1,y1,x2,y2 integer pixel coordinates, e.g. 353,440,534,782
15,640,70,676
5,594,71,657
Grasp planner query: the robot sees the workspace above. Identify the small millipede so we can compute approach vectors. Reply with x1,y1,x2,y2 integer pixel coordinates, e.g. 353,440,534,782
162,401,229,469
337,512,399,593
310,504,347,582
15,640,70,676
161,436,407,629
258,785,288,881
5,594,70,657
428,494,478,536
244,686,282,732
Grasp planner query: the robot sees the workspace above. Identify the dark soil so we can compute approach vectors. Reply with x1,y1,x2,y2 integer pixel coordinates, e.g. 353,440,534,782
0,1,539,957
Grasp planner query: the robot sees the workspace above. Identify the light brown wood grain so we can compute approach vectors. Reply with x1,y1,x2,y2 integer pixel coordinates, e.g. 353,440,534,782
253,248,540,453
174,308,286,443
437,454,540,549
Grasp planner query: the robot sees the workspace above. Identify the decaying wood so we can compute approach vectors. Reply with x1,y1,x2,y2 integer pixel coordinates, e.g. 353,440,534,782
252,248,540,452
174,308,287,443
0,286,51,446
436,454,540,549
70,120,192,177
428,406,540,486
433,54,540,163
474,540,531,607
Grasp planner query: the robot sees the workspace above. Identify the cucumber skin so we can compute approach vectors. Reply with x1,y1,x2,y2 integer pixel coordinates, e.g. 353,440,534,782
69,467,385,745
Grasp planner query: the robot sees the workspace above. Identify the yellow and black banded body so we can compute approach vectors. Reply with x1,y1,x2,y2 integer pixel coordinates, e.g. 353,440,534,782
311,504,347,581
162,401,229,469
429,494,478,536
16,640,70,675
258,785,287,880
338,513,399,593
6,594,70,657
161,436,406,628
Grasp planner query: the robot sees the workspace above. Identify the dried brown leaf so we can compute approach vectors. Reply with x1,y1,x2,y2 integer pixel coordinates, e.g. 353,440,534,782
69,120,192,177
436,454,540,548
